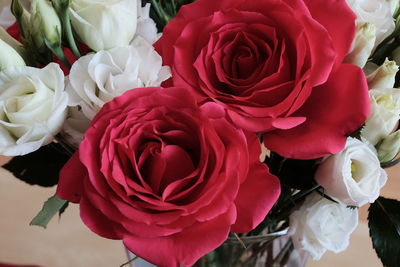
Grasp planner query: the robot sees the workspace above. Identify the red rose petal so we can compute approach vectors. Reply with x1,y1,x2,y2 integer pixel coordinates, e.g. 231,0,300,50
56,152,85,203
231,162,280,233
264,64,370,159
123,205,236,267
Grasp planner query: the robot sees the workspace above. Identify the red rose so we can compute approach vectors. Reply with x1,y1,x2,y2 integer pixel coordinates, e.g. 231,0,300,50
56,87,280,267
155,0,370,159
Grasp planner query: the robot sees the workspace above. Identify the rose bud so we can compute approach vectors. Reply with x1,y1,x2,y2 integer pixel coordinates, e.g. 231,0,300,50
315,137,387,207
0,63,68,155
69,0,137,51
367,59,399,89
289,193,358,260
377,130,400,163
361,88,400,145
344,22,376,68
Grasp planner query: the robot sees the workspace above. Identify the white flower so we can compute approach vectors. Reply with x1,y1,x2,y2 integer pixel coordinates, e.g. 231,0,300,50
0,38,25,71
0,26,25,58
345,22,376,68
69,0,137,51
361,88,400,145
315,137,387,207
346,0,395,48
0,63,68,155
0,0,15,29
289,193,358,260
135,0,158,44
65,37,171,144
367,59,398,89
62,106,90,148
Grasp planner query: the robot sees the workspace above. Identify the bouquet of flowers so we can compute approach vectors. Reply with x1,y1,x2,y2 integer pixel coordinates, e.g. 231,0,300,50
1,0,400,266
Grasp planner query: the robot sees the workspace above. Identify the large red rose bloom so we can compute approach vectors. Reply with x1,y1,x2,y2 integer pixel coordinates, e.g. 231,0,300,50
56,87,280,267
155,0,370,159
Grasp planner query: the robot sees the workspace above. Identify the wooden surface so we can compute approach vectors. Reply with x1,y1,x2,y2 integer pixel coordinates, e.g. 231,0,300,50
0,157,398,267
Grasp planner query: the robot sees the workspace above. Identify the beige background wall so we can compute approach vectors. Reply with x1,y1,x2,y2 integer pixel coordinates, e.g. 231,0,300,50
1,157,398,267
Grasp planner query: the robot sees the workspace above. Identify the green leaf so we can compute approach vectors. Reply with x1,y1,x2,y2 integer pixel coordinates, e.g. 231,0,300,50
30,195,68,228
3,143,71,187
368,197,400,267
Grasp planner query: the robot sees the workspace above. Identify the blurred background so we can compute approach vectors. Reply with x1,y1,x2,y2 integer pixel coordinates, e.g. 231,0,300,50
0,156,397,267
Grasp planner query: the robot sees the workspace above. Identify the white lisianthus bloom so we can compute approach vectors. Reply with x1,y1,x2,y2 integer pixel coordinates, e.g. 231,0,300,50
361,88,400,145
345,22,376,68
0,63,68,155
65,37,171,144
315,137,387,207
346,0,395,48
69,0,137,51
0,0,15,28
135,0,158,44
289,193,358,260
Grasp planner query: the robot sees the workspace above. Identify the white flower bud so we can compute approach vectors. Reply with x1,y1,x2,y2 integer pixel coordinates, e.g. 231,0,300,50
69,0,137,51
289,193,358,260
361,88,400,145
0,26,25,58
377,130,400,163
367,59,399,89
345,22,376,68
315,137,387,207
0,38,25,71
30,0,62,48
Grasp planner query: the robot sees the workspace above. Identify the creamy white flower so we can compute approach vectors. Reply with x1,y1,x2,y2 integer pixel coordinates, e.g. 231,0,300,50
69,0,137,51
315,137,387,207
65,37,171,144
346,0,395,48
367,59,398,89
361,88,400,145
135,0,158,44
289,193,358,261
0,63,68,155
0,38,25,71
345,22,376,68
0,0,15,29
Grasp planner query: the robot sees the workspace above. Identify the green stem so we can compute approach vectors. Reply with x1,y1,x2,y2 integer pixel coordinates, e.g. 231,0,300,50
45,39,71,69
61,9,81,58
119,256,138,267
151,0,171,24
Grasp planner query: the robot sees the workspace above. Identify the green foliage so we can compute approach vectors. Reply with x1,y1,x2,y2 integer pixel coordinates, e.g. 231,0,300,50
368,197,400,267
3,143,71,187
30,195,68,228
142,0,196,31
